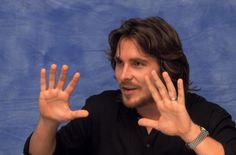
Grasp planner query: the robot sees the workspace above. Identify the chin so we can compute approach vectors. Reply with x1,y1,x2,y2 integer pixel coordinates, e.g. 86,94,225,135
122,97,147,108
123,101,140,108
122,94,154,108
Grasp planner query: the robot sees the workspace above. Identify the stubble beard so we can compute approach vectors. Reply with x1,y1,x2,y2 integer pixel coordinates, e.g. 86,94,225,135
121,92,154,109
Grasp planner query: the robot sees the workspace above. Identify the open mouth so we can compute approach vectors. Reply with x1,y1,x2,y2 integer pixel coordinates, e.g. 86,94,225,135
121,86,139,95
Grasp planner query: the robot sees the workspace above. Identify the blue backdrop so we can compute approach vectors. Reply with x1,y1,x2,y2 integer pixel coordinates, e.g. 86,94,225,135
0,0,236,154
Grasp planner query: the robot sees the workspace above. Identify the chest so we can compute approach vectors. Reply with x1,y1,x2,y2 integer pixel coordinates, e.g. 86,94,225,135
90,113,195,155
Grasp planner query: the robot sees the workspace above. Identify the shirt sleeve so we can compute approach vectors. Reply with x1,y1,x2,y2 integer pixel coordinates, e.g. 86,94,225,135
53,101,94,155
208,105,236,155
23,100,93,155
187,93,236,155
23,133,33,155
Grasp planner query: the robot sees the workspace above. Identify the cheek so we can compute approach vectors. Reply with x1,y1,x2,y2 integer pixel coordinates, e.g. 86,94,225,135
136,70,150,81
135,74,147,87
137,73,150,89
114,68,120,80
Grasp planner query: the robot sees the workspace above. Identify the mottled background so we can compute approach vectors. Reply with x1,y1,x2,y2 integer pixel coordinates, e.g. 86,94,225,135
0,0,236,154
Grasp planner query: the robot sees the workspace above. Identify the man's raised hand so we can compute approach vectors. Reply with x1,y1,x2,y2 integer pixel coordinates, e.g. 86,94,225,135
138,71,195,138
38,64,89,124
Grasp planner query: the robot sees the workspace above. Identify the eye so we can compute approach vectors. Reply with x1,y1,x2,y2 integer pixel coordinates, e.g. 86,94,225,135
114,58,123,65
132,61,145,67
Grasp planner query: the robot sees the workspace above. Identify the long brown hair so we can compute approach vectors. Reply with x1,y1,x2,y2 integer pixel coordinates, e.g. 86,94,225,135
107,16,190,93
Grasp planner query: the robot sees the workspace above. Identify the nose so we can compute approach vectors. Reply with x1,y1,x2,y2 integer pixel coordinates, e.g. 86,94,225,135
120,64,133,81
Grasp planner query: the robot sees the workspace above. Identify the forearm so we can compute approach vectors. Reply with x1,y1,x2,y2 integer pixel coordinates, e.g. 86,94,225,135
181,123,224,155
29,118,59,155
193,136,224,155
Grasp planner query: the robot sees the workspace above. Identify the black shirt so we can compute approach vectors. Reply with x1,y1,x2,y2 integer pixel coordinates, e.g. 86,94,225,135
24,90,236,155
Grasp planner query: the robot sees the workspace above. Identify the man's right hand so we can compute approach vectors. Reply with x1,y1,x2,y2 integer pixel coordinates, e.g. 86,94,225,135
29,64,89,155
39,64,89,125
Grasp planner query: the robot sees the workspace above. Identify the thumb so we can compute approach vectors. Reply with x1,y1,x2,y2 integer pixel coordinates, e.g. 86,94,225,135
138,118,158,129
70,109,89,119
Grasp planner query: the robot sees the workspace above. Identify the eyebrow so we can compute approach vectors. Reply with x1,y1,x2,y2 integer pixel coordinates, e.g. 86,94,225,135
130,58,148,63
114,56,149,63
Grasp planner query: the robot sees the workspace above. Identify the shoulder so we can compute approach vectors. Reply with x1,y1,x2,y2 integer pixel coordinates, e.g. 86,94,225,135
186,92,227,114
186,92,234,130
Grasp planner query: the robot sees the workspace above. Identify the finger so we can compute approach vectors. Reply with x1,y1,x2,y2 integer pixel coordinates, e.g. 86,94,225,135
151,70,169,101
145,75,162,103
48,64,57,89
56,65,69,90
64,72,80,95
70,110,89,119
177,79,185,105
138,118,159,129
40,68,46,91
162,72,177,100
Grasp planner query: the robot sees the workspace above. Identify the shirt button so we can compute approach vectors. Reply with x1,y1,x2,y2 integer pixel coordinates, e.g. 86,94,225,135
146,143,151,148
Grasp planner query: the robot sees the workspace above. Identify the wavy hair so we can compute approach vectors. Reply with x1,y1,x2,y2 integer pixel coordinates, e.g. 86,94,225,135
107,16,190,92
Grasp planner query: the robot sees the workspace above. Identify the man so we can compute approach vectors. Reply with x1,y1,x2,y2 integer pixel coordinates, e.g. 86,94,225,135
24,16,236,155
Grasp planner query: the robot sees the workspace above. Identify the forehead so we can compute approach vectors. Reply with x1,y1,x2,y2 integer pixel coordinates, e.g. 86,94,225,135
116,38,147,57
115,38,151,59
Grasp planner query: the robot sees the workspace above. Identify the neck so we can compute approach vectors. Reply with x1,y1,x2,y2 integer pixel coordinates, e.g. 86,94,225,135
136,102,159,119
136,103,159,134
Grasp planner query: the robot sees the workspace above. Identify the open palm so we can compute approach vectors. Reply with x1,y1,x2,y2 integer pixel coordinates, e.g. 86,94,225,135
138,71,193,137
39,64,88,124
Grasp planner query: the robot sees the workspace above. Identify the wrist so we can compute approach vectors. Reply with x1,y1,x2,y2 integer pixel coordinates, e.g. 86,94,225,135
38,117,60,131
180,123,201,143
186,126,209,149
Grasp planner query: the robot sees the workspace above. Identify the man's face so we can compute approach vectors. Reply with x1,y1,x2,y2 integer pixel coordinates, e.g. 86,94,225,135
115,38,160,108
